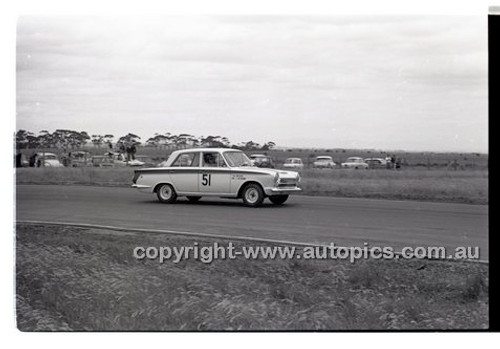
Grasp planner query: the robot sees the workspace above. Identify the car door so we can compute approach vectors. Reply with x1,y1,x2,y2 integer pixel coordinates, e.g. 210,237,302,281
199,151,231,194
169,151,200,193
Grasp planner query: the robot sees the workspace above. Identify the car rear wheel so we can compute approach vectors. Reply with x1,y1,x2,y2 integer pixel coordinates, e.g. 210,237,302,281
186,196,201,203
156,184,177,203
269,195,289,205
242,183,264,207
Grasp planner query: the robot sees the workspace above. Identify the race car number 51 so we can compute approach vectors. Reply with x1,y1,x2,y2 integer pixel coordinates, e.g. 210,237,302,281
202,174,211,186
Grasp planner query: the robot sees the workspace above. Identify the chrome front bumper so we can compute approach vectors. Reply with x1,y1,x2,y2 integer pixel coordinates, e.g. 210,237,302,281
264,187,302,196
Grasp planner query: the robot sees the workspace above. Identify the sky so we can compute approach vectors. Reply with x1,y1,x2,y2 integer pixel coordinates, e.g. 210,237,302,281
16,15,488,152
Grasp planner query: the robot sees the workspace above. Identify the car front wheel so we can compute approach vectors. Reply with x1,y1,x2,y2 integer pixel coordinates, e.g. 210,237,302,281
242,183,265,207
269,195,289,205
156,184,177,203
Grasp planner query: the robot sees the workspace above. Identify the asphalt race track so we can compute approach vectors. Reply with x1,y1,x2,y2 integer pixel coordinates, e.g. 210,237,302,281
16,185,489,260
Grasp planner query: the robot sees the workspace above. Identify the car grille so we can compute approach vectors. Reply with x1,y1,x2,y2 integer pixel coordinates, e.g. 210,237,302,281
278,178,298,187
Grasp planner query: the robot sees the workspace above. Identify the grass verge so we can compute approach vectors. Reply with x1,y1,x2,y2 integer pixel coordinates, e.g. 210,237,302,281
16,223,488,331
16,167,488,204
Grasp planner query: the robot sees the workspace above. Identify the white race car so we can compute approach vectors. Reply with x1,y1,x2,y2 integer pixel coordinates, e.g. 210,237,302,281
341,157,369,169
313,156,336,169
132,148,301,207
33,153,64,167
283,158,304,170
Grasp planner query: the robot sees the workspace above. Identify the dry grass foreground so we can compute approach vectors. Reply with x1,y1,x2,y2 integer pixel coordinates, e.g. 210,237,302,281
16,224,488,331
16,167,488,205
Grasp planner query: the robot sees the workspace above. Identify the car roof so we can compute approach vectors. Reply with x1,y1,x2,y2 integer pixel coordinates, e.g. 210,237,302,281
316,156,332,159
165,148,245,167
171,148,240,154
286,157,302,160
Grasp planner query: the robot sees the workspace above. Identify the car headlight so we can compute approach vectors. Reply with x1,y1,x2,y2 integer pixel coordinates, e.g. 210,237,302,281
296,173,301,184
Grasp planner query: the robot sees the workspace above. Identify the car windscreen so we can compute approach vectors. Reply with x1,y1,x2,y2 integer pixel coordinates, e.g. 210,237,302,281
224,152,253,167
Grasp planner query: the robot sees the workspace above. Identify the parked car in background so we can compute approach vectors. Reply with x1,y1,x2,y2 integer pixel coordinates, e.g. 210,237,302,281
91,155,114,167
68,151,92,167
127,159,146,167
364,158,387,169
133,148,301,207
283,158,304,170
158,159,169,167
31,152,64,167
134,155,155,167
92,152,145,167
249,154,275,168
313,156,336,169
104,151,127,166
341,157,369,169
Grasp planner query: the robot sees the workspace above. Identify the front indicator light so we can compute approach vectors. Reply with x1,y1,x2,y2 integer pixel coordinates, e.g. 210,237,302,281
274,173,280,185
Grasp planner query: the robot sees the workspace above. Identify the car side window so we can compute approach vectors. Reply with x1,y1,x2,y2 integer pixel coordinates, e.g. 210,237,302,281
202,152,227,167
189,152,200,167
172,153,198,167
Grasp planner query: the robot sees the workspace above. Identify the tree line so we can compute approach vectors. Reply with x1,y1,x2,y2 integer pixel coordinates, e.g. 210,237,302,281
15,129,276,151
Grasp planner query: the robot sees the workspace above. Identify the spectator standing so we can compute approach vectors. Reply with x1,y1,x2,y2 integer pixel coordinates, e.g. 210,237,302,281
130,143,137,160
390,155,396,170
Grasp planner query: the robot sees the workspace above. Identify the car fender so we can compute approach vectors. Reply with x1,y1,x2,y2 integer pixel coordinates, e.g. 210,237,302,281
235,179,267,198
135,170,176,194
152,180,178,194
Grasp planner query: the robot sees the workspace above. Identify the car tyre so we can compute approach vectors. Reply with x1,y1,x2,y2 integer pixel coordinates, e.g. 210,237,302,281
242,183,265,207
269,195,289,205
156,184,177,204
186,196,201,203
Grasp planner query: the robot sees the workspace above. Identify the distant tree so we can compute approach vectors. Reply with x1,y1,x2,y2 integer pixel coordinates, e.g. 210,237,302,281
15,130,36,149
117,133,141,145
37,131,55,148
201,135,224,148
221,137,231,148
176,133,198,149
52,129,90,149
146,136,159,147
243,141,260,150
103,134,114,149
232,141,247,149
261,141,276,151
91,134,104,148
146,133,173,148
